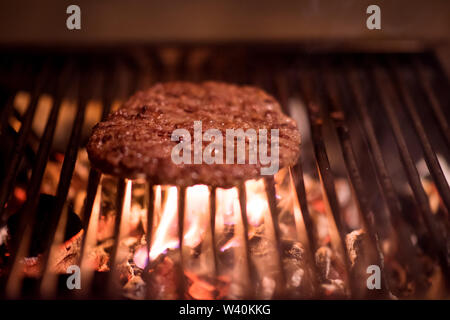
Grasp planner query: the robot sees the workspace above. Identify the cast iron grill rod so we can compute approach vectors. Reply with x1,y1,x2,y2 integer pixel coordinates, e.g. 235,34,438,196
103,55,142,297
144,183,155,299
209,187,219,278
177,186,187,299
76,170,101,291
1,49,449,299
274,70,291,115
371,61,450,283
78,170,101,260
0,62,29,135
17,59,74,232
413,56,450,147
37,59,94,294
77,57,119,269
85,57,138,298
389,58,450,212
264,176,288,298
6,60,73,241
238,183,257,299
106,178,126,297
321,63,390,297
40,203,70,297
273,65,321,294
291,163,321,292
298,64,355,298
345,61,426,290
75,180,102,299
264,64,291,296
0,60,52,223
7,60,75,294
2,61,59,298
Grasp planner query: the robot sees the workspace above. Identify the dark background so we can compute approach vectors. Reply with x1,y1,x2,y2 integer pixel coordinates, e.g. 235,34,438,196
0,0,448,45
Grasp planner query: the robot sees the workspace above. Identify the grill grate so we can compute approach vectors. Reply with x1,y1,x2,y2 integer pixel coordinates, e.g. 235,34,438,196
0,47,449,299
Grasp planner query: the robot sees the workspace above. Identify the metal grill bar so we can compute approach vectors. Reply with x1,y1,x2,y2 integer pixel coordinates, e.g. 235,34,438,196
106,178,126,297
1,61,59,298
291,162,320,288
177,186,187,299
6,60,71,247
0,49,449,299
238,183,256,299
0,61,52,223
12,60,74,297
209,187,219,278
321,61,389,297
144,183,155,299
298,63,355,297
413,57,450,147
77,58,119,282
264,176,288,297
79,170,101,255
389,57,450,213
0,62,30,135
106,179,126,297
37,59,94,293
345,60,426,291
371,60,450,282
273,71,321,294
77,181,102,298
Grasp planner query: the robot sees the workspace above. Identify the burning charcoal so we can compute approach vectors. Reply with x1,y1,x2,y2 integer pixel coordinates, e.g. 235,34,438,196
249,231,276,258
2,194,83,278
7,194,82,257
0,125,35,193
20,257,41,277
260,276,276,298
345,229,366,268
345,229,381,298
315,246,333,282
249,231,317,299
18,230,83,277
40,151,89,200
0,226,7,246
386,259,411,296
96,211,116,242
189,242,203,259
248,232,279,298
123,275,146,300
217,224,237,267
311,211,331,247
148,255,178,299
86,240,111,272
116,236,140,264
315,246,348,298
282,240,316,298
116,260,134,285
185,271,229,300
321,279,346,297
0,226,8,273
49,230,83,273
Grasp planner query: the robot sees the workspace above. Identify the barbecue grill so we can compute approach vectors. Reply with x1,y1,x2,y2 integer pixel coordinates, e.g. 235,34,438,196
0,46,448,300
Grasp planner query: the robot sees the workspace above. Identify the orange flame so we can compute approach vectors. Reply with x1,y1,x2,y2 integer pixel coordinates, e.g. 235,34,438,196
150,186,179,261
184,185,210,248
134,175,297,267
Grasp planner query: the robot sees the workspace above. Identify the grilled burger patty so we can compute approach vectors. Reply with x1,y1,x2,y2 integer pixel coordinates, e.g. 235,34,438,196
86,81,300,187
